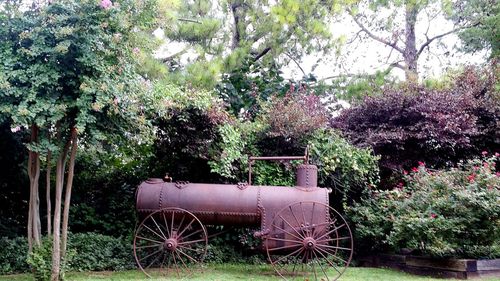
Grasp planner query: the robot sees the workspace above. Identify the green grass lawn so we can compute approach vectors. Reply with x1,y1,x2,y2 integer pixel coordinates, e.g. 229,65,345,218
2,264,499,281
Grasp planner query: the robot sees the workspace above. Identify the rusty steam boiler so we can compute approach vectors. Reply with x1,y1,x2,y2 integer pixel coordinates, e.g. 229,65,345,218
134,150,353,280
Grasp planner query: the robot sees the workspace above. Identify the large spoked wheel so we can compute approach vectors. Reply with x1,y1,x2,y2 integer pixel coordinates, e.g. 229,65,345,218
133,207,208,278
265,201,353,281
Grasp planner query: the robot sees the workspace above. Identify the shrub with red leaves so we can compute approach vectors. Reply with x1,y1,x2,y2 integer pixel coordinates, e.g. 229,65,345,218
331,66,499,180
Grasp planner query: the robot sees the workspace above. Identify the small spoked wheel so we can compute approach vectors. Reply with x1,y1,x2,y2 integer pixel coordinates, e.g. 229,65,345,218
133,207,208,277
265,201,353,281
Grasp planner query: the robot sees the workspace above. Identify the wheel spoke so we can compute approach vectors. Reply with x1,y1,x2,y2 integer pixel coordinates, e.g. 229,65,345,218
176,214,186,237
278,214,305,239
162,212,171,238
310,202,316,236
178,248,199,263
151,215,168,240
175,250,190,272
268,243,302,252
311,250,318,281
180,228,204,241
315,247,342,274
171,211,175,234
320,244,352,251
315,223,346,241
289,206,303,231
312,249,330,281
143,224,166,241
145,251,163,269
178,238,206,245
172,249,180,277
177,218,196,238
136,235,163,244
140,248,163,262
316,236,351,243
272,247,303,265
272,223,304,242
316,246,348,266
266,236,303,245
136,244,162,250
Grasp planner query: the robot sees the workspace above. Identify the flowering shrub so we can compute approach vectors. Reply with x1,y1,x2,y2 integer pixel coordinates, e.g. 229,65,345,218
332,66,499,186
349,154,500,258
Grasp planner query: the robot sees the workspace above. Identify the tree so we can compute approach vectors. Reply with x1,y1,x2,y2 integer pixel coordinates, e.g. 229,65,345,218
452,0,500,57
160,0,340,88
0,0,158,279
343,0,481,82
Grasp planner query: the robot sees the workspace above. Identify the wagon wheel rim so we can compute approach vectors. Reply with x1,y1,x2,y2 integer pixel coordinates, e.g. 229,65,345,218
133,207,208,278
265,201,353,281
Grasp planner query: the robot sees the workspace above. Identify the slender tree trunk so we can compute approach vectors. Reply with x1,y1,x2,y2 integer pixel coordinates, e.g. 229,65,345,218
27,124,41,252
61,128,77,259
403,4,419,83
46,150,52,236
50,129,71,281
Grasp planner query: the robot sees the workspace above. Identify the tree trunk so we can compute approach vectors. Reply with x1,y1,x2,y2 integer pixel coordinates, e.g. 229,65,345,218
403,4,419,83
27,124,41,252
61,129,77,259
46,150,52,236
50,130,71,281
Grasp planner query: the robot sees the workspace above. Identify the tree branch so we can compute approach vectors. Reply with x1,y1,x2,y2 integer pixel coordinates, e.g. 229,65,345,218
284,52,306,76
349,10,404,54
253,46,271,62
417,25,474,57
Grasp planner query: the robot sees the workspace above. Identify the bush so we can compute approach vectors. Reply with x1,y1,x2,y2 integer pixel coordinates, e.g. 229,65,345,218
309,129,380,205
332,67,499,187
0,233,134,276
349,154,500,258
68,233,134,271
0,236,28,274
27,237,72,281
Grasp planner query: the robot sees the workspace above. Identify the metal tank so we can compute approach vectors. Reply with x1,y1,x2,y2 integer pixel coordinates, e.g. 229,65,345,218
133,149,353,281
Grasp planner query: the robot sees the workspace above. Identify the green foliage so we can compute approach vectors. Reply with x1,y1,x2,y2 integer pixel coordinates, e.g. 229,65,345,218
208,123,247,179
68,233,134,271
161,0,340,89
0,0,158,154
452,0,500,58
349,155,500,258
2,233,134,276
309,129,380,203
0,236,28,274
252,161,296,186
204,227,265,264
27,237,72,281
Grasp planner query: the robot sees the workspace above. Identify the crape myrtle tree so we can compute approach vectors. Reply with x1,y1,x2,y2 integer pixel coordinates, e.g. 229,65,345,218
0,0,160,279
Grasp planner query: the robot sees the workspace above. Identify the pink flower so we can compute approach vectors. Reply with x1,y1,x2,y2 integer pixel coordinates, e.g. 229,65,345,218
430,213,437,219
495,152,499,157
473,166,479,171
467,174,476,182
482,151,488,156
10,126,21,133
496,172,500,177
418,161,425,166
483,162,489,168
133,47,140,54
100,0,112,9
403,170,408,175
411,167,419,172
